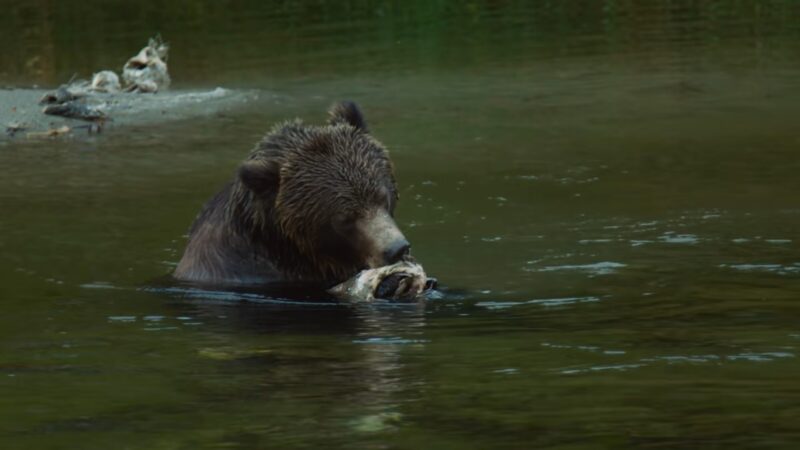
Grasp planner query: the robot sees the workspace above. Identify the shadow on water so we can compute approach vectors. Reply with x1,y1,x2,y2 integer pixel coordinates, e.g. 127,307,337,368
8,278,444,448
141,278,436,335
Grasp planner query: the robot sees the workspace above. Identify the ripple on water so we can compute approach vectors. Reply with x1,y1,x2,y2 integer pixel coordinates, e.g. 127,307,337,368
658,232,700,244
725,352,794,362
559,364,646,375
352,337,429,345
541,342,626,354
720,263,800,275
731,237,792,244
141,286,337,306
557,351,795,375
527,261,626,275
107,316,137,323
628,233,700,246
476,295,600,310
578,239,614,244
80,282,124,290
107,314,204,330
492,368,519,375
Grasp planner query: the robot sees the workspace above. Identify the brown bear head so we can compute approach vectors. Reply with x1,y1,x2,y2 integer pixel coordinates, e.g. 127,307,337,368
236,102,410,285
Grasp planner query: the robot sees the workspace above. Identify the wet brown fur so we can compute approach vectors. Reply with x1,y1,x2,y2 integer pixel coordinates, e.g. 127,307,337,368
174,102,398,287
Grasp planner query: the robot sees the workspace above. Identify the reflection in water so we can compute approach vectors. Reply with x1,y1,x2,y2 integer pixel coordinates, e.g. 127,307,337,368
152,285,431,435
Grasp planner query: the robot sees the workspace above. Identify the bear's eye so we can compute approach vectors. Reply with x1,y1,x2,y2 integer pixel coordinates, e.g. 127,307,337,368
375,186,397,215
332,212,357,233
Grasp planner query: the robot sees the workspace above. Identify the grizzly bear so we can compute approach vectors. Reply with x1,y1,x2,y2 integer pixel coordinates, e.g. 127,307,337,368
173,102,411,289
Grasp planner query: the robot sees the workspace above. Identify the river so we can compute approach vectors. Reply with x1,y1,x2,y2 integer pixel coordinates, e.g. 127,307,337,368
1,1,800,449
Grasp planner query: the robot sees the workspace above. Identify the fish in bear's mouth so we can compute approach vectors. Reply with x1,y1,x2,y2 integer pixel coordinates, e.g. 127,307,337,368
328,260,436,302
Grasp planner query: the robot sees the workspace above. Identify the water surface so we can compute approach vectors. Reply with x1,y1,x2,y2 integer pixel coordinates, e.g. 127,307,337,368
2,1,800,449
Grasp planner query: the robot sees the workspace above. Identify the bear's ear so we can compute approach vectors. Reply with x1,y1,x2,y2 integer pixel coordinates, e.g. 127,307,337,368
328,101,368,132
238,158,281,194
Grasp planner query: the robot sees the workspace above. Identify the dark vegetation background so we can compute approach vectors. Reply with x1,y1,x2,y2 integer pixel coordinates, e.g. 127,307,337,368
3,0,800,87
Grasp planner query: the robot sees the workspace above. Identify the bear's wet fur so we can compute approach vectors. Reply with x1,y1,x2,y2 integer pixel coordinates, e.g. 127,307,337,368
174,102,410,287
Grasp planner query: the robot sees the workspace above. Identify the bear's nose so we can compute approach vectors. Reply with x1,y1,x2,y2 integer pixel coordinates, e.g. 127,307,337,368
384,239,410,265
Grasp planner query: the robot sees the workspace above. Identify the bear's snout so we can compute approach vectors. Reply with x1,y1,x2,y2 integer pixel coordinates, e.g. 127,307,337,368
359,209,410,269
383,238,410,266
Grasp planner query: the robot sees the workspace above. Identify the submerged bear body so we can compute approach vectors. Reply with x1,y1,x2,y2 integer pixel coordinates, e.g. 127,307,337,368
174,102,411,288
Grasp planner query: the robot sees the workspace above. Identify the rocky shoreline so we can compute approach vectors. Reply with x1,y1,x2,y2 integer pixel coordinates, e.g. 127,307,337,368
2,86,257,140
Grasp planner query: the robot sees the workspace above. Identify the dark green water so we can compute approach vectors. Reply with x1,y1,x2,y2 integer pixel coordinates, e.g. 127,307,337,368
2,1,800,449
